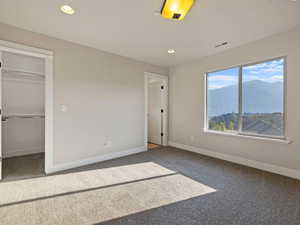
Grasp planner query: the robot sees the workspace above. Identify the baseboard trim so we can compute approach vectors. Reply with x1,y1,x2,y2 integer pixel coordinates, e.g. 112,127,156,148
4,148,44,158
168,141,300,180
46,146,147,174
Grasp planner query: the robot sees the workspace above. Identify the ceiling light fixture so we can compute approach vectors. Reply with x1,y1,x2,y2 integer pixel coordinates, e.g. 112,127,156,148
161,0,194,21
60,5,75,15
168,49,176,54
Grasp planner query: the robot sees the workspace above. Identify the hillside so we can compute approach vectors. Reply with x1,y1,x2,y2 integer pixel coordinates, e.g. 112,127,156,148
209,112,283,136
207,80,283,117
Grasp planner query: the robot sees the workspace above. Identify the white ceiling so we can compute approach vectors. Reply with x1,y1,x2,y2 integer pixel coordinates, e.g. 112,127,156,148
0,0,299,67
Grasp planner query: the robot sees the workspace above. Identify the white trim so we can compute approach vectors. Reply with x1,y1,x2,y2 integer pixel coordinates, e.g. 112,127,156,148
203,72,208,131
144,74,148,148
203,129,292,144
145,72,168,80
3,147,44,158
144,72,169,147
0,40,52,58
44,57,54,174
47,146,147,174
168,141,300,180
0,40,54,175
0,51,2,181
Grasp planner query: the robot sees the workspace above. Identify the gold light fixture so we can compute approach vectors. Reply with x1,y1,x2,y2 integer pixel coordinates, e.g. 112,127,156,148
161,0,194,21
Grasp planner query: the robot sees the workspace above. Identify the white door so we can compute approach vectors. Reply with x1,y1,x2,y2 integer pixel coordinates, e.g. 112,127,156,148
148,81,162,145
0,51,2,180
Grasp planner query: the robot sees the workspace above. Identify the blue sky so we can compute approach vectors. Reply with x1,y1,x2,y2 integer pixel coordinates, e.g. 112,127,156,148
207,58,284,90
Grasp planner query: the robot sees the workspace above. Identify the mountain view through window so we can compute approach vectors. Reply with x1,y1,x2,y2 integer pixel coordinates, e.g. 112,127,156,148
206,58,285,138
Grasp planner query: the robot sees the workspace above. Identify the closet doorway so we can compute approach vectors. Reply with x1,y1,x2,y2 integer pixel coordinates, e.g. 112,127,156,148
145,72,168,150
0,41,53,181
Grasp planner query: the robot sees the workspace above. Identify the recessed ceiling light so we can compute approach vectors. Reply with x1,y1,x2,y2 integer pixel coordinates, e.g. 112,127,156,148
168,49,176,54
60,5,75,15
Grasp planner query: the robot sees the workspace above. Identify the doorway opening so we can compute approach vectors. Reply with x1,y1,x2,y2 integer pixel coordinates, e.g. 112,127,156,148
145,72,168,150
0,40,53,181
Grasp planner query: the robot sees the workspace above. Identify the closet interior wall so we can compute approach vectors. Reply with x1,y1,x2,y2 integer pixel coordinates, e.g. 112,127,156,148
2,51,45,158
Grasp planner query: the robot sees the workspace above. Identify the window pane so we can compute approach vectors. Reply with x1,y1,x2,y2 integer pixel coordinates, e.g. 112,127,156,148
207,68,239,132
241,58,284,137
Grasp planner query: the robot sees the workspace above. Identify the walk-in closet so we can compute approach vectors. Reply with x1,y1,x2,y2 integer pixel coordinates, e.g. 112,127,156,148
0,50,45,181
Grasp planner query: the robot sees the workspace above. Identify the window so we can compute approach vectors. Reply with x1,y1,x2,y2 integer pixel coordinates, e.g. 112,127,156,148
205,57,285,139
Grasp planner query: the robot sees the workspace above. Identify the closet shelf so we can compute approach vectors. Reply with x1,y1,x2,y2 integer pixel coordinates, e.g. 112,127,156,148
2,114,45,120
2,67,45,78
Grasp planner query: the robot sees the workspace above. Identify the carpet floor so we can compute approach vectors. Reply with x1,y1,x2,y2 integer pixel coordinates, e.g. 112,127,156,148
0,147,299,225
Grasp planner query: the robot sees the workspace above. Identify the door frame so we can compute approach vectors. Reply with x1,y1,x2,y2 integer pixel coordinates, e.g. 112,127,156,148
144,72,168,148
0,40,54,178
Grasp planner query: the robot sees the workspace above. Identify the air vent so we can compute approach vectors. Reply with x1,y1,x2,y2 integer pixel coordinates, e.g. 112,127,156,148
215,42,228,48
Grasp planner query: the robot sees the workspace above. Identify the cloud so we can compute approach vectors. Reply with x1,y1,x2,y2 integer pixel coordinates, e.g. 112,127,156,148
262,66,283,73
208,84,227,90
243,75,259,82
207,59,284,90
243,59,284,75
244,74,283,83
261,75,283,83
208,75,236,82
208,75,237,90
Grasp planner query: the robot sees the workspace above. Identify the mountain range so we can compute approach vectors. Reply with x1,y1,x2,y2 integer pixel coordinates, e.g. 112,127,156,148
207,80,283,117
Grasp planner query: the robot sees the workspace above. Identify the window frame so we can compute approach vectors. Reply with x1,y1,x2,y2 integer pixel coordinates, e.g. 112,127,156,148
204,56,287,140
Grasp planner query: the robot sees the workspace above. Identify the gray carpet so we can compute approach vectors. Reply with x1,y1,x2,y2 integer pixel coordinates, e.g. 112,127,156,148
0,147,299,225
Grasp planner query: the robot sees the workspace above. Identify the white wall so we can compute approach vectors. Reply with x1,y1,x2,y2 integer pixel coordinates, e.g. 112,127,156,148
169,27,300,173
0,22,168,169
2,79,45,157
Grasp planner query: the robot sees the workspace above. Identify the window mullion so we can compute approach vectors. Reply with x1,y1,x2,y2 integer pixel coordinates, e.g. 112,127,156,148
238,66,243,134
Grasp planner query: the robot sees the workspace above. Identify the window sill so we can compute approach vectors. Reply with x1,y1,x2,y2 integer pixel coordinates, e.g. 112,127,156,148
203,129,292,144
